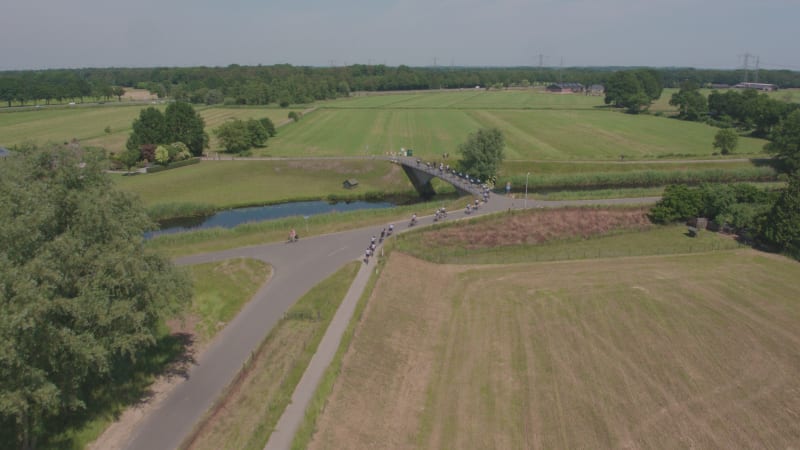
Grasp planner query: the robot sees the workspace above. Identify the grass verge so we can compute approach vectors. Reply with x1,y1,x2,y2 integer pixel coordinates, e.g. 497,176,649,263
181,262,361,450
189,259,272,341
290,243,392,450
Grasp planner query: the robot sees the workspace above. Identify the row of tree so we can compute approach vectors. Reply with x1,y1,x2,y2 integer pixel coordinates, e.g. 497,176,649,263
215,117,276,154
670,82,800,136
125,102,207,156
650,176,799,258
3,65,800,107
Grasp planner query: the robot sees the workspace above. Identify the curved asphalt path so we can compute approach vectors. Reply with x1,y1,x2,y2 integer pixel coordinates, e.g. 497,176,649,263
124,188,659,450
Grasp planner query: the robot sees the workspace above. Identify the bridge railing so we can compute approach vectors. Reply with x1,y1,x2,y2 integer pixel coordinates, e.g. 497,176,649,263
390,156,485,197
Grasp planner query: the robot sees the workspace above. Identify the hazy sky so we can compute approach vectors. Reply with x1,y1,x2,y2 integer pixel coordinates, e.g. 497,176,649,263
1,0,798,71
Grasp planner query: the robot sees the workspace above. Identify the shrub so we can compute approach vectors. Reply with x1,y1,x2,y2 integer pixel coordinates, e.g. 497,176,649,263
649,184,703,223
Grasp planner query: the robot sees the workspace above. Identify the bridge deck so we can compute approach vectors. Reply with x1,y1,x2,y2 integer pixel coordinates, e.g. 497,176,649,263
390,156,485,197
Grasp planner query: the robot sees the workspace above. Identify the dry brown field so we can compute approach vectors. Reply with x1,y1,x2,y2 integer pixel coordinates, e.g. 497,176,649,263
309,250,800,449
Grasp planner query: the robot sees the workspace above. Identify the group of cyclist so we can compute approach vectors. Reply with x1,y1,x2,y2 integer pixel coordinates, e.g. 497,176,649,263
364,223,394,263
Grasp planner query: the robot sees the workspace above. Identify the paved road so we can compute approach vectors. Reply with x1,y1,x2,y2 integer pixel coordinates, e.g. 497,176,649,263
123,193,659,450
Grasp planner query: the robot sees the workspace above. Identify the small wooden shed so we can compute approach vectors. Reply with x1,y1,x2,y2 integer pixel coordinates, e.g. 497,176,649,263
343,178,359,189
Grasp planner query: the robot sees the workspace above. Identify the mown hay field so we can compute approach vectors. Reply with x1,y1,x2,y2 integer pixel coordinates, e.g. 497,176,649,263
267,108,768,160
324,89,606,109
309,250,800,449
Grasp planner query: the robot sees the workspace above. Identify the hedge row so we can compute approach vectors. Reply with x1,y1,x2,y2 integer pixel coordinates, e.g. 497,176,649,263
145,157,201,174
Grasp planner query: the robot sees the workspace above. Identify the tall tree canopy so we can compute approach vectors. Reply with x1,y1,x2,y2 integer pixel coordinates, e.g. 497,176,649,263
164,102,208,156
766,109,800,174
0,145,192,448
761,172,800,258
604,69,663,114
125,107,167,152
458,128,505,181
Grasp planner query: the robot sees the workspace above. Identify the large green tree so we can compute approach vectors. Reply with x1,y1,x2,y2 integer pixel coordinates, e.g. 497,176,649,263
0,145,192,448
766,109,800,174
713,128,739,155
245,119,268,147
215,119,252,153
760,172,800,257
259,117,277,137
125,107,167,151
164,102,208,157
604,69,662,114
669,81,708,121
457,128,505,181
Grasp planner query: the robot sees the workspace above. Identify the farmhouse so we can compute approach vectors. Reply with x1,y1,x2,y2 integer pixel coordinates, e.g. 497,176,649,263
546,83,584,93
734,82,778,91
587,84,605,95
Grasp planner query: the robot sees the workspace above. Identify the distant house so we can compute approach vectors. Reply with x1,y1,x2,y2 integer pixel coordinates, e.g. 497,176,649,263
342,178,359,189
734,82,778,91
588,84,605,96
0,147,10,158
546,83,584,93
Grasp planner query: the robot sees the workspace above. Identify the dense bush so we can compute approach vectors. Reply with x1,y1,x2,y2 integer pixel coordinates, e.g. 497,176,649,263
648,185,704,223
649,183,778,227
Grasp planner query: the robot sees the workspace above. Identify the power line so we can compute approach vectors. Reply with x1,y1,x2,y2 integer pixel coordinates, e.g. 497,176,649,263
760,61,800,70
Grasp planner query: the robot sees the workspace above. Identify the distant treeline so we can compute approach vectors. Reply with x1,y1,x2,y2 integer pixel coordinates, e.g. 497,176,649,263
1,65,799,107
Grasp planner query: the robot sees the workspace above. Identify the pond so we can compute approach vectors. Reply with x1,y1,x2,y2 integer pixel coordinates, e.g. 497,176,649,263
145,200,395,239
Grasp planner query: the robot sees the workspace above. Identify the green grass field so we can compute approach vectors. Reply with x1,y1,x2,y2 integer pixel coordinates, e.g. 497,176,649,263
0,105,301,152
113,159,411,209
265,107,768,160
326,89,605,109
1,89,773,160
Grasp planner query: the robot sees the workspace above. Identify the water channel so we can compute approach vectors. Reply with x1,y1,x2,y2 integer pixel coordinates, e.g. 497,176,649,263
145,200,395,239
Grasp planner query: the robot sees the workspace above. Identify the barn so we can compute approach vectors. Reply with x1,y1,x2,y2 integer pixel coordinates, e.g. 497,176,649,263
546,83,584,93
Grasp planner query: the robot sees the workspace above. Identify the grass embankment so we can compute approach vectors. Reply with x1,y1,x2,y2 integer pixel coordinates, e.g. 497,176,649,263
145,196,467,258
112,159,413,219
394,207,744,264
49,258,269,450
183,262,360,450
189,258,271,340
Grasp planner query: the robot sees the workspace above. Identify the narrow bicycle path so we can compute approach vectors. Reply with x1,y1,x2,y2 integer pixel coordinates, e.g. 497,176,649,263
123,194,659,450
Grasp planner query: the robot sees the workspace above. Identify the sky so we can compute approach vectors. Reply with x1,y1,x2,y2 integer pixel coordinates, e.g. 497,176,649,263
1,0,799,71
